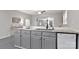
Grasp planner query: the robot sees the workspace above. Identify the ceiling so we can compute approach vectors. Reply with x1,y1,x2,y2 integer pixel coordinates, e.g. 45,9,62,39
18,10,64,16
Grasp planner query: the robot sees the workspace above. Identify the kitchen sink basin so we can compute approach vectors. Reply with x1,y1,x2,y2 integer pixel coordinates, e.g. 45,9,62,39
35,28,54,30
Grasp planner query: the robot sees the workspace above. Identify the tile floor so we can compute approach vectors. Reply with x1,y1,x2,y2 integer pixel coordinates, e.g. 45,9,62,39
0,36,17,49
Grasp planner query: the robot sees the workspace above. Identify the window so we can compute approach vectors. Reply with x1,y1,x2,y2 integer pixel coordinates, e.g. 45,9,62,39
25,19,30,27
20,18,24,25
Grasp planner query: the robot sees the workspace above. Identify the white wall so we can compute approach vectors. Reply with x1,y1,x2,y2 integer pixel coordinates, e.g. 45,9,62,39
31,13,63,27
0,11,11,39
67,10,79,30
0,10,32,39
9,10,32,19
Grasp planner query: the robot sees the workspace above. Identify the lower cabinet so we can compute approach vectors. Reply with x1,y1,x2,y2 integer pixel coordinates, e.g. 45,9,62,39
14,30,21,47
31,35,42,49
14,37,20,47
14,30,56,49
13,30,77,49
21,30,30,49
42,37,56,49
21,35,30,49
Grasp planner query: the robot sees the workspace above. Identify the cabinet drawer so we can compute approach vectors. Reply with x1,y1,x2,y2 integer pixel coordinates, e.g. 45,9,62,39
14,30,20,33
42,32,56,37
42,37,56,40
31,31,41,36
21,30,30,35
31,35,41,39
21,34,30,38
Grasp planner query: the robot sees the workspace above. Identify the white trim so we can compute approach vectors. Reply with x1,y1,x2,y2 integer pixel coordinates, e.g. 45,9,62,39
0,34,11,39
14,45,25,49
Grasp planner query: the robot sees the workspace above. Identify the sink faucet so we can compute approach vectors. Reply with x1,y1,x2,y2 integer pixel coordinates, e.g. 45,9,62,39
46,19,49,29
46,19,54,30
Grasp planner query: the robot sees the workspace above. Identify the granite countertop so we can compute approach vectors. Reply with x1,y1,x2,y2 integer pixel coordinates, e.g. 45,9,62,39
15,27,79,34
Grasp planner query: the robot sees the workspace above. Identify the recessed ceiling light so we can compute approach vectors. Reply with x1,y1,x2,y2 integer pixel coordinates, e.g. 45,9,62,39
38,10,46,14
38,12,42,14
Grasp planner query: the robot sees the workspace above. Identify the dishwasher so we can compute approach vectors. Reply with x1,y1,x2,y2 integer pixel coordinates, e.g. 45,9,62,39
57,33,76,49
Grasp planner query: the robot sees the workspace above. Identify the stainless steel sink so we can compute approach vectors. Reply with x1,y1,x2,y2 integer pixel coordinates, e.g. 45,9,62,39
35,28,54,30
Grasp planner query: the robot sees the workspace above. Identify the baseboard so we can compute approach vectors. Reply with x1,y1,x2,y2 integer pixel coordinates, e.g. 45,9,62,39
0,34,11,40
14,45,25,49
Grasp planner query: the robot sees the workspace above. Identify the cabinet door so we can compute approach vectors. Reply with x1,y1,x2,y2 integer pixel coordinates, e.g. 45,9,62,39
42,37,56,49
14,30,20,46
57,33,76,49
21,34,30,49
31,36,41,49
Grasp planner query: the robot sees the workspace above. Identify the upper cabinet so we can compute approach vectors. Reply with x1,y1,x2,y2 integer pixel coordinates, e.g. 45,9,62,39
63,10,68,25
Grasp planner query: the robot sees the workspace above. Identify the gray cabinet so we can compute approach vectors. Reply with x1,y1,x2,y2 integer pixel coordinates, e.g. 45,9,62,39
21,30,30,49
13,29,77,49
42,32,56,37
42,37,56,49
57,33,76,49
31,35,41,49
14,30,21,47
42,32,56,49
31,31,42,49
13,30,56,49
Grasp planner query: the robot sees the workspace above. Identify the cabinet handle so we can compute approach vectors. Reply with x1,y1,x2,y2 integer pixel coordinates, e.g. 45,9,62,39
43,38,45,48
20,35,22,37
